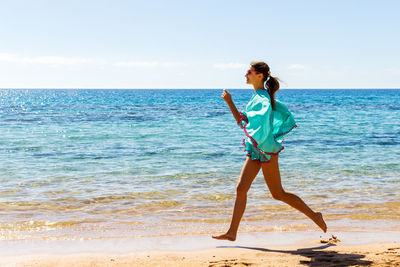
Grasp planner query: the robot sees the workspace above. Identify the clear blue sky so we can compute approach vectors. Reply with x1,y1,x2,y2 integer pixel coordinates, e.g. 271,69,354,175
0,0,399,89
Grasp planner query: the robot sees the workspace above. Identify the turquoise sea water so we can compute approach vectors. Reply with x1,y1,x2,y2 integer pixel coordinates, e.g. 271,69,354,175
0,89,399,240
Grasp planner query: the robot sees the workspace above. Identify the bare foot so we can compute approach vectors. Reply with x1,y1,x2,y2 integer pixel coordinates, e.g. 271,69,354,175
212,233,236,241
314,212,327,233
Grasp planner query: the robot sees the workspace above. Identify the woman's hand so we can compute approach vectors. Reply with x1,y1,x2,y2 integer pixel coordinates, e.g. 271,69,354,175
221,89,232,104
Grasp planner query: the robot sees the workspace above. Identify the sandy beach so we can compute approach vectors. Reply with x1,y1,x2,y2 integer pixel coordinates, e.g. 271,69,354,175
1,242,399,266
1,230,399,266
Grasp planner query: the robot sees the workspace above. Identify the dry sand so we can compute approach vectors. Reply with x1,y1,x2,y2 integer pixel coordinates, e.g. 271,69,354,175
1,242,399,266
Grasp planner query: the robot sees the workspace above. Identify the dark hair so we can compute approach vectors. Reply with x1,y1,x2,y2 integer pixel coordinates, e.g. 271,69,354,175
250,61,280,109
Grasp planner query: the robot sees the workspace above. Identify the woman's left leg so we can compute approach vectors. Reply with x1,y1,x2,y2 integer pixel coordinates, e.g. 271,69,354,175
212,157,261,241
261,154,327,232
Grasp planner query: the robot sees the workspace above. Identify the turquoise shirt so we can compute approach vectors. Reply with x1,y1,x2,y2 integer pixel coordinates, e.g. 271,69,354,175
238,89,297,162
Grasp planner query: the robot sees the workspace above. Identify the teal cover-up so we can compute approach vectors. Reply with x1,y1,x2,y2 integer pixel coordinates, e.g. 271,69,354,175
238,89,297,162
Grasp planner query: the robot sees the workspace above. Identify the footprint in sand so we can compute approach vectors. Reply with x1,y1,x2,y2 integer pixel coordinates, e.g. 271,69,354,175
208,259,253,267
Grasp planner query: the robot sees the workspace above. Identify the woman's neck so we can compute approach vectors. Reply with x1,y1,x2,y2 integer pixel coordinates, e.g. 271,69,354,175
253,82,265,92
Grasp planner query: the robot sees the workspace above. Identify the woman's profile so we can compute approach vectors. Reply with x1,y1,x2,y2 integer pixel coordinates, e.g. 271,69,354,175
212,61,327,241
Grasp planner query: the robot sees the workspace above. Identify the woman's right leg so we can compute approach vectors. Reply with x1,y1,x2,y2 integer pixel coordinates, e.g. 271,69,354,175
261,154,327,232
212,157,261,241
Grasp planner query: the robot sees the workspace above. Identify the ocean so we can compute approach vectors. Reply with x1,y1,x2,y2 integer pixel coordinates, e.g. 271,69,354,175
0,88,399,242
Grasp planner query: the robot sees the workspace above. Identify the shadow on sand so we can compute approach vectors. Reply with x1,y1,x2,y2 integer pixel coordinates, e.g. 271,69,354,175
215,244,373,266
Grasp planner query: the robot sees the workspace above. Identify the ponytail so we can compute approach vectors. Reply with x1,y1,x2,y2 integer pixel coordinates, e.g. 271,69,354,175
250,60,280,110
266,76,279,110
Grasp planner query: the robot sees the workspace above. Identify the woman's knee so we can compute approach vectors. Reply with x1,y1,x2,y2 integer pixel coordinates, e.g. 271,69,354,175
236,183,250,195
271,190,285,201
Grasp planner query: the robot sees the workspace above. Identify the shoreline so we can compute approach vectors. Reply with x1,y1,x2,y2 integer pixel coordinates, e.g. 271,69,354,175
1,229,399,254
1,217,399,266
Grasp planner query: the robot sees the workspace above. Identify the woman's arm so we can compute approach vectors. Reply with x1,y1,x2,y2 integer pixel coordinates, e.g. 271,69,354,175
221,89,241,124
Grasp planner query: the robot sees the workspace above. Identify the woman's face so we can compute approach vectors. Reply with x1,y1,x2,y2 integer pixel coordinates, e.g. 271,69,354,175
245,67,263,85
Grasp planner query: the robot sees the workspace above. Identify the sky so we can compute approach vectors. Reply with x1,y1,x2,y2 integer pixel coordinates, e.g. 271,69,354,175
0,0,399,89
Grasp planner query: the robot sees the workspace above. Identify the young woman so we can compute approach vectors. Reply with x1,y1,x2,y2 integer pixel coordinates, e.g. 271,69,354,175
212,61,327,241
